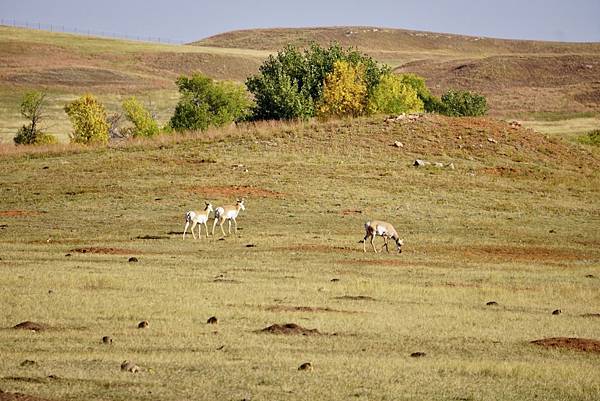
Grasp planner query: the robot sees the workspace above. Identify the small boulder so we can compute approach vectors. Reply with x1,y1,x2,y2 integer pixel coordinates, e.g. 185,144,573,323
207,316,218,324
102,336,113,344
393,141,404,148
414,159,430,167
552,309,562,315
486,301,499,306
128,257,138,263
410,352,426,358
138,320,149,329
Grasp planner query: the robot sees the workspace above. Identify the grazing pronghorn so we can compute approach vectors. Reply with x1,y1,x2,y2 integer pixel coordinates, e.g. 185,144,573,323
212,199,245,237
183,202,214,239
363,220,404,253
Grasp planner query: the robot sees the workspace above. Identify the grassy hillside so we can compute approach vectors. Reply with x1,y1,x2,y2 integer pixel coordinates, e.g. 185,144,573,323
1,25,599,144
0,115,599,401
0,26,267,143
195,27,600,118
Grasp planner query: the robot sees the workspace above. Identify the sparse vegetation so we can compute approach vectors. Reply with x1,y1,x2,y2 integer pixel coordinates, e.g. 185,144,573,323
170,73,252,132
64,94,110,144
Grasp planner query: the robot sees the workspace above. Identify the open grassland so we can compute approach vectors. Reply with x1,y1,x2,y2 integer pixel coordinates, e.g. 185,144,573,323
1,115,599,401
2,25,600,144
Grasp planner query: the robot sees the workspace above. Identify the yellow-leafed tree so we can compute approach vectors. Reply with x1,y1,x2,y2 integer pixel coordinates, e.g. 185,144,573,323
318,60,368,118
64,94,109,145
368,73,424,115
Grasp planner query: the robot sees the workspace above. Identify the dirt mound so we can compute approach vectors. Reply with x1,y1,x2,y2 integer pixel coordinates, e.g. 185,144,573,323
13,321,49,331
187,185,283,198
259,323,321,336
0,391,55,401
531,337,600,353
70,247,138,255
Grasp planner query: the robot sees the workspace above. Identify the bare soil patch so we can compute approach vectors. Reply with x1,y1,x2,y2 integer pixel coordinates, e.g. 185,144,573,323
259,323,321,336
451,244,596,263
335,295,377,301
12,321,49,331
187,185,284,198
531,337,600,353
69,247,139,255
0,390,56,401
0,210,41,217
264,305,358,314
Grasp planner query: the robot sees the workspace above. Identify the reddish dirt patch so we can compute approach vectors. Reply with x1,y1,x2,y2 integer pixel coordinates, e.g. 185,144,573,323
265,305,358,314
13,321,49,331
69,247,138,255
335,295,377,301
0,210,41,217
481,166,533,177
187,185,283,198
259,323,321,335
275,244,356,253
0,391,55,401
531,337,600,353
452,245,596,263
341,209,362,216
342,258,412,266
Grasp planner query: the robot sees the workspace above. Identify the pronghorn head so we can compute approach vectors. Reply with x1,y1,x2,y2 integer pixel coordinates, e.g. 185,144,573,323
204,202,214,213
237,199,246,211
396,238,404,253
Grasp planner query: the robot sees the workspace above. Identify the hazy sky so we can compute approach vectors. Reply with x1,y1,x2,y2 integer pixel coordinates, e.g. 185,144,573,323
1,0,599,43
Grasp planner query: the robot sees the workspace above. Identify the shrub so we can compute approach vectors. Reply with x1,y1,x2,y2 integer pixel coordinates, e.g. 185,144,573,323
368,73,423,114
246,43,388,120
440,89,488,117
318,60,368,117
170,73,252,132
64,94,110,144
579,129,600,146
122,96,159,137
399,74,445,113
13,91,56,145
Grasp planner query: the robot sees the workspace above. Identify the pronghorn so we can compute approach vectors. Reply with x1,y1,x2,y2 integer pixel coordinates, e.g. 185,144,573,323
212,199,245,237
363,220,404,253
183,202,214,239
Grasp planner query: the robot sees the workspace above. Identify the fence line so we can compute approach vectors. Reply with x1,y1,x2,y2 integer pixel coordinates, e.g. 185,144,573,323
0,18,186,45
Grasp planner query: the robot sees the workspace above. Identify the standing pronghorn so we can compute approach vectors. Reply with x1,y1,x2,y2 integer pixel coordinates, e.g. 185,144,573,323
363,220,404,253
183,202,214,239
212,199,245,237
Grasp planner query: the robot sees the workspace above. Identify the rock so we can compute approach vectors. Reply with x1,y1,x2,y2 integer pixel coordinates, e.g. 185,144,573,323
20,360,37,367
128,257,138,263
393,141,404,148
487,137,498,144
207,316,218,324
410,352,426,358
446,163,455,170
298,362,313,371
486,301,499,306
121,360,140,373
138,320,149,329
102,336,113,344
552,309,562,315
434,162,445,168
414,159,430,167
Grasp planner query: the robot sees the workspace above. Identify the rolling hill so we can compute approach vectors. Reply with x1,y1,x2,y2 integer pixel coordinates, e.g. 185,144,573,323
0,25,599,143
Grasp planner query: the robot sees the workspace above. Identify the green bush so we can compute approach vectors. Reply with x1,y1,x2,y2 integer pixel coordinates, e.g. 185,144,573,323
122,96,159,137
368,73,423,114
14,91,56,145
399,74,446,113
579,129,600,146
246,43,388,120
440,89,488,117
64,94,110,145
170,73,252,132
